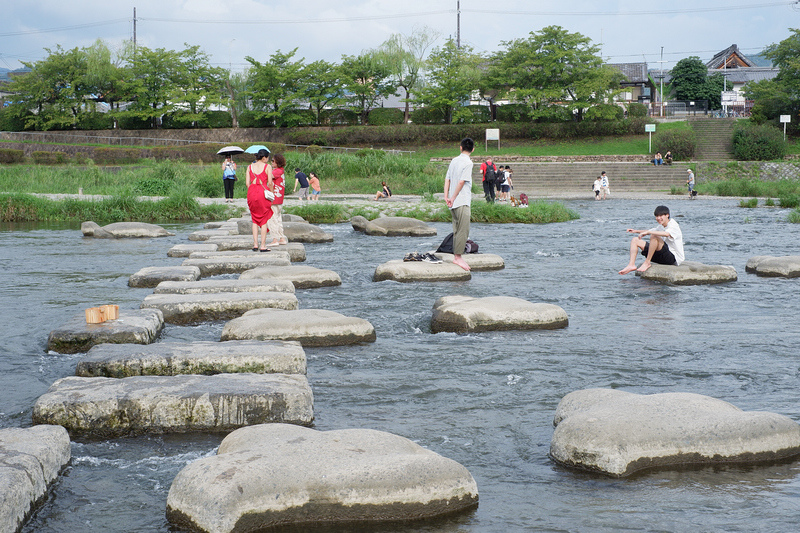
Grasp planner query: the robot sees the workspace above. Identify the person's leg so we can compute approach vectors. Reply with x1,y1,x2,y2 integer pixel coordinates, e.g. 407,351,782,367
636,236,664,272
619,236,647,274
259,224,269,250
267,205,282,245
451,205,471,271
251,223,259,250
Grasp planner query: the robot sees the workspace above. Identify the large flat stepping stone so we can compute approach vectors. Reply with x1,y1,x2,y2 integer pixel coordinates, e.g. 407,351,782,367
128,266,201,288
550,388,800,477
235,220,333,243
0,425,71,533
47,309,164,354
167,243,218,257
431,296,568,333
222,309,376,347
351,215,437,236
636,261,737,285
32,374,314,438
166,424,479,533
240,265,342,289
75,340,306,377
81,221,174,238
181,253,291,276
746,255,800,277
206,236,306,261
373,259,471,282
432,252,505,271
188,228,238,241
153,278,295,295
141,292,298,324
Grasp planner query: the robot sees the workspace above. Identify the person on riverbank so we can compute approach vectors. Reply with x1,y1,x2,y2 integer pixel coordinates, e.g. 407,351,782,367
222,155,237,203
480,157,498,203
293,168,309,201
593,176,602,200
687,169,696,199
652,152,663,165
600,171,610,200
444,137,474,272
374,181,392,200
245,149,273,252
309,172,321,201
619,205,684,274
267,153,288,246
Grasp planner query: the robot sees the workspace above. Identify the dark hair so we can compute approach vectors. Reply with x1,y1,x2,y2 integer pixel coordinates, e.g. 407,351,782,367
295,168,301,172
654,205,670,217
461,138,474,152
256,149,270,160
273,153,286,168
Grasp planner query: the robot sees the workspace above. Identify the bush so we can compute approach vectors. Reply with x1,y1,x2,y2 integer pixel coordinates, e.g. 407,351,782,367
627,103,649,118
199,111,233,128
31,151,68,164
739,198,758,208
368,108,404,126
456,105,491,124
496,104,532,123
409,107,446,125
732,124,786,161
0,149,25,164
76,112,114,130
320,109,359,126
238,110,271,128
0,108,32,131
93,147,145,165
779,194,800,208
653,128,696,160
585,104,624,121
534,105,574,123
115,114,152,130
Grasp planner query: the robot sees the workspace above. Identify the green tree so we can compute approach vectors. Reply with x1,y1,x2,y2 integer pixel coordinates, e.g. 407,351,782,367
246,49,307,127
489,26,622,121
83,39,127,113
339,51,396,125
414,39,481,124
174,44,227,123
301,59,344,125
376,27,439,123
669,56,723,109
745,29,800,132
120,45,185,127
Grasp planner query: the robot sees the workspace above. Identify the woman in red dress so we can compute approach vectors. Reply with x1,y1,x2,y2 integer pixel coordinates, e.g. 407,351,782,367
267,153,288,246
245,149,274,251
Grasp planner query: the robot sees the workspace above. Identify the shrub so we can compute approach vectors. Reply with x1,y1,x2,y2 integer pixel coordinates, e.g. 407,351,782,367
496,104,532,123
765,197,775,206
456,105,491,124
0,149,25,164
627,103,649,118
585,104,624,121
93,147,145,165
653,128,696,160
732,124,786,161
161,111,196,129
320,109,359,126
31,151,68,164
368,108,404,125
0,108,32,131
534,105,574,123
738,198,758,208
115,113,152,130
76,112,114,130
779,194,800,208
409,107,446,125
238,110,271,128
199,111,233,128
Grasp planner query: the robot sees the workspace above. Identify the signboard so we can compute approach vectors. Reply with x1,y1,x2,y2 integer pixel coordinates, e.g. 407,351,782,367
644,124,656,132
721,91,740,104
485,128,500,150
645,123,656,152
780,115,791,123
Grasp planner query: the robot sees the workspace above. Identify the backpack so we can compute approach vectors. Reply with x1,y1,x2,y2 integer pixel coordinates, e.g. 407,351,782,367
519,193,529,206
436,233,479,254
484,164,497,184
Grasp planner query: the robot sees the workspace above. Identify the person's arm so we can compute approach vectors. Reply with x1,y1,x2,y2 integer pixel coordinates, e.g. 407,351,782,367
293,175,298,192
267,165,274,191
245,165,252,187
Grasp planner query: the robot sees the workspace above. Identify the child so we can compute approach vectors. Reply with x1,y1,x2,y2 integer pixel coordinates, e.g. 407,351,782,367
267,153,288,246
593,176,602,200
309,172,321,201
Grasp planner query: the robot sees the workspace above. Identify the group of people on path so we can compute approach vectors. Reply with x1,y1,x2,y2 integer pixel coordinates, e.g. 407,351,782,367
479,158,513,203
244,148,288,252
222,156,321,205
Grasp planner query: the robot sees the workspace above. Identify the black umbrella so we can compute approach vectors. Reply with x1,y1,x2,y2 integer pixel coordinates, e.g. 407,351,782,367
217,146,245,156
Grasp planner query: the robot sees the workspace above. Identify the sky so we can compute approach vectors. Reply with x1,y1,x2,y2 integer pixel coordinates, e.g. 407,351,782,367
0,0,797,74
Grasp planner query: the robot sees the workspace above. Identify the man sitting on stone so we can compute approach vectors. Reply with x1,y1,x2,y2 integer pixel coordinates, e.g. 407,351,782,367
619,205,684,274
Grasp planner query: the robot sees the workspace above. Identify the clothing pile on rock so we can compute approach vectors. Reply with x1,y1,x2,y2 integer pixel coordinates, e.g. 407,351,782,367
403,252,442,263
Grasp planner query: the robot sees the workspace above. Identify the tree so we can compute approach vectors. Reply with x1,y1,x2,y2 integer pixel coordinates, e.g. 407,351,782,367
301,60,344,125
414,39,481,124
83,39,126,113
745,28,800,132
246,49,307,127
669,57,709,102
376,27,439,123
120,45,185,127
489,26,622,121
173,44,227,123
339,52,396,125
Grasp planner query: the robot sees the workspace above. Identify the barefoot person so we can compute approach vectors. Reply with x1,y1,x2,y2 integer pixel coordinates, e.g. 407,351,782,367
619,205,684,274
444,137,475,271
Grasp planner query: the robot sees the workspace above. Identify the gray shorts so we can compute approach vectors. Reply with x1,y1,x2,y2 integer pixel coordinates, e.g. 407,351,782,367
297,187,309,199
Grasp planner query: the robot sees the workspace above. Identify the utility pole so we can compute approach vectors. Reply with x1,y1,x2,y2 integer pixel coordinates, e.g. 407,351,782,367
133,7,137,49
456,0,461,49
659,47,665,118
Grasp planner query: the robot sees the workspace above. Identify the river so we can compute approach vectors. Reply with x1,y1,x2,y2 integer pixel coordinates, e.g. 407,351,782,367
3,197,799,532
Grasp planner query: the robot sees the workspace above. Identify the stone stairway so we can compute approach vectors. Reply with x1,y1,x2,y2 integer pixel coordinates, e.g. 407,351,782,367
690,118,736,161
472,162,689,196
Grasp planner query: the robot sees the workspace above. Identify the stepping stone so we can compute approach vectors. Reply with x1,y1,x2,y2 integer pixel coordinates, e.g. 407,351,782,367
550,388,800,477
351,215,437,236
128,266,201,288
188,228,237,241
32,374,314,438
181,253,291,277
153,278,295,295
0,425,71,533
636,261,737,285
167,243,218,257
222,309,376,347
206,236,306,261
81,221,175,238
432,252,505,271
373,260,471,282
166,424,479,533
235,220,333,243
141,292,299,324
431,296,569,333
745,255,800,278
47,309,164,354
240,265,342,289
75,340,306,377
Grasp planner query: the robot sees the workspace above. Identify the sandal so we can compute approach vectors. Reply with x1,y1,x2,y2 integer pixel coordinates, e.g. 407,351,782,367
252,247,258,252
259,248,271,252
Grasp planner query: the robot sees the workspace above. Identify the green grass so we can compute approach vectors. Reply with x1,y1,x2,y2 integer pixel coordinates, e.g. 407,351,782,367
698,178,800,198
738,198,758,208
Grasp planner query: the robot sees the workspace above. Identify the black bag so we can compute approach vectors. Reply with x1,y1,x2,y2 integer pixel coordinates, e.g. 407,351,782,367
437,233,478,254
484,164,497,184
465,239,479,253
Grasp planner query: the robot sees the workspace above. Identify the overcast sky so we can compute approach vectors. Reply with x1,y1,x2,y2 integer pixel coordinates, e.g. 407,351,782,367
1,1,796,73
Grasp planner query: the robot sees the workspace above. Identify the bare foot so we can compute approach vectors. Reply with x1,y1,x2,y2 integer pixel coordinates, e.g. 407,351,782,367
267,240,280,246
452,256,471,271
278,239,288,245
636,262,652,272
618,264,637,275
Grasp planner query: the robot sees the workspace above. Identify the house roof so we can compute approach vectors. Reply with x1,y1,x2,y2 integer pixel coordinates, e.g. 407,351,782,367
711,67,779,84
707,44,756,69
608,63,649,83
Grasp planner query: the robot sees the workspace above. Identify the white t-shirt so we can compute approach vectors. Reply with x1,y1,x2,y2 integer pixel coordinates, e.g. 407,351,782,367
446,152,473,209
651,218,684,265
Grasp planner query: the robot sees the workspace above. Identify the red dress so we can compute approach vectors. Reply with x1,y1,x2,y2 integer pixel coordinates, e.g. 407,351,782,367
272,168,285,205
247,165,273,226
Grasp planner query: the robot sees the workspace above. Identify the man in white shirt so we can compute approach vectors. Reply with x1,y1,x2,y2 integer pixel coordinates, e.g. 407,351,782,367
619,205,684,274
444,138,475,271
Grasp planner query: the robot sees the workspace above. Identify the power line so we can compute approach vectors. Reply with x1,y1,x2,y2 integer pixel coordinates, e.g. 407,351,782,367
463,1,795,16
139,10,453,25
0,19,129,38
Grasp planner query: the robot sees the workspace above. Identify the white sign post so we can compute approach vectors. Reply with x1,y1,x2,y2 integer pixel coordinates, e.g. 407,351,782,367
485,128,500,151
781,115,791,142
645,123,656,153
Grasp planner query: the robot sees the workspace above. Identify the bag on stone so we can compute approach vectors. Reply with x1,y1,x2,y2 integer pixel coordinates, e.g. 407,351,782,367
464,239,479,253
437,233,478,254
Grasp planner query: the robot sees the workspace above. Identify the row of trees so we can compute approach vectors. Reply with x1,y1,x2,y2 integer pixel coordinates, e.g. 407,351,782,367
745,28,800,134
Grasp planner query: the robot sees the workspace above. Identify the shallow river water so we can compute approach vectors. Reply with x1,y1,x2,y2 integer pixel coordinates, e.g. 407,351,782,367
3,197,800,533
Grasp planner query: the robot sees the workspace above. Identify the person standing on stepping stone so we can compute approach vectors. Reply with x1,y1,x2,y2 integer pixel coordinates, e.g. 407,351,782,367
444,138,474,271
